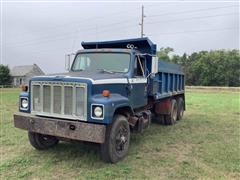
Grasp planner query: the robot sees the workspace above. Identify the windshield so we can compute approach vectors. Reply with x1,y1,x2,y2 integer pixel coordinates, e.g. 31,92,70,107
71,52,130,73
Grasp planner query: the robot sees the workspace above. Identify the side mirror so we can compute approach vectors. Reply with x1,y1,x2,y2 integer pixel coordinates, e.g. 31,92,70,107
151,56,158,75
65,53,75,71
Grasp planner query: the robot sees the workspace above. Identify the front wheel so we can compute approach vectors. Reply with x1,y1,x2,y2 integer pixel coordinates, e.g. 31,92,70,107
28,132,59,150
100,115,130,163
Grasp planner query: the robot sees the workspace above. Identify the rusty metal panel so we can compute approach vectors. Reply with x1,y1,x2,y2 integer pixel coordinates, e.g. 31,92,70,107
14,113,106,143
154,99,171,115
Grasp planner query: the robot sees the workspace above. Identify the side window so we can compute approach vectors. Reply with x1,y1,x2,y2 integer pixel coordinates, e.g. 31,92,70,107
79,57,90,70
73,56,90,70
134,56,145,77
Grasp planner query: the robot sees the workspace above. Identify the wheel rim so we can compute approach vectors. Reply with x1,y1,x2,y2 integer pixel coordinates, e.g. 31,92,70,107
173,104,177,121
178,101,184,120
115,125,128,154
180,106,184,118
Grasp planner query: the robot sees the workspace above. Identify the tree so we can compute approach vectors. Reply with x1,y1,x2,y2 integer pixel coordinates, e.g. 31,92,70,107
0,65,12,85
157,48,240,87
157,47,174,62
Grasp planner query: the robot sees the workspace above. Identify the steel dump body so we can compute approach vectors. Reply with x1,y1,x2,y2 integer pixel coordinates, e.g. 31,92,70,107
150,60,185,100
81,37,157,54
81,37,185,102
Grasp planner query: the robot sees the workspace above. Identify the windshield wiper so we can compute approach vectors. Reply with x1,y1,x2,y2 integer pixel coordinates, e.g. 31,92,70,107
97,69,115,74
72,69,84,72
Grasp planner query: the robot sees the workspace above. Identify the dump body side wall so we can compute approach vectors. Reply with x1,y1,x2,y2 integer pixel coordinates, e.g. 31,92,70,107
149,60,185,100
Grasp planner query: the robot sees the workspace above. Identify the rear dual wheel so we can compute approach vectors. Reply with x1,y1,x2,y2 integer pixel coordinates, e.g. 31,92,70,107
155,97,184,125
177,97,184,120
164,99,178,125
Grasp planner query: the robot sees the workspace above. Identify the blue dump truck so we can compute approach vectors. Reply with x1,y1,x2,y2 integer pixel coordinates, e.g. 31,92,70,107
14,38,185,163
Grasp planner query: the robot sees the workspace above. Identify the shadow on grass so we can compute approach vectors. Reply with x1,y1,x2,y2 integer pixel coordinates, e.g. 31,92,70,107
28,125,162,168
44,141,102,165
37,122,169,166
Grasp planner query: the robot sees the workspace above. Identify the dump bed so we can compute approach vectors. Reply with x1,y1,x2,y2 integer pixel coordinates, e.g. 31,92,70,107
82,37,157,54
150,60,185,100
82,37,184,100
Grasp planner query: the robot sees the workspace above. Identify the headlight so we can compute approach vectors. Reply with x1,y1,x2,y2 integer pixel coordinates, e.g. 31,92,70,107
21,98,28,109
94,106,103,117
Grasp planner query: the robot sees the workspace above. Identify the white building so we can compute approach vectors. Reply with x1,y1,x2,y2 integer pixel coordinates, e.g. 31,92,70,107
11,64,45,86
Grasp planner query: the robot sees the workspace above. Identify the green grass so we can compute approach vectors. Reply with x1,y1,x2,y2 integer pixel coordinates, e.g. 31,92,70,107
0,88,239,179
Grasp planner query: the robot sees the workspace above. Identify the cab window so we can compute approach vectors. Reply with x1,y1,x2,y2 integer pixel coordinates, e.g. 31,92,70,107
134,56,145,77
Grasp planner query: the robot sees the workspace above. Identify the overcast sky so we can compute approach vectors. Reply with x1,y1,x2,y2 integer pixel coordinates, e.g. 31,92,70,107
1,0,239,73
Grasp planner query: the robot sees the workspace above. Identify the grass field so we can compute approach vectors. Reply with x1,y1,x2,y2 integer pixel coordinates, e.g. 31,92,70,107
0,88,239,179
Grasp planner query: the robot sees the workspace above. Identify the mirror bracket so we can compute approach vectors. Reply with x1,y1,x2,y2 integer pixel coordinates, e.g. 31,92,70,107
65,53,75,71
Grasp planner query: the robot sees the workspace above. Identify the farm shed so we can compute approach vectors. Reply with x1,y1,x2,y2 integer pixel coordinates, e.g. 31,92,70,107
11,64,44,86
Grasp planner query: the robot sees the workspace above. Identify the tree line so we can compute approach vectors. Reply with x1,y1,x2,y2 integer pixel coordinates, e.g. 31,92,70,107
0,48,240,86
0,65,11,85
157,48,240,87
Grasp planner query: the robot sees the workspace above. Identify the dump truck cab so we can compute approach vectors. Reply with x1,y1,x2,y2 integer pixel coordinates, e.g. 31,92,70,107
14,38,185,163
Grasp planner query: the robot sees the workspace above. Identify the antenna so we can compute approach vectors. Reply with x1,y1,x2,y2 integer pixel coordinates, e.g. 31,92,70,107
139,5,146,38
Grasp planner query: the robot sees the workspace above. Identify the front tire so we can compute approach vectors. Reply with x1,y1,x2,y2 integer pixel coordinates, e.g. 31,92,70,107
100,115,130,163
28,132,59,150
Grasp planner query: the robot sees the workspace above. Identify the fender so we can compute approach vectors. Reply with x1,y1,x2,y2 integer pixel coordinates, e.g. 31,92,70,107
90,93,132,124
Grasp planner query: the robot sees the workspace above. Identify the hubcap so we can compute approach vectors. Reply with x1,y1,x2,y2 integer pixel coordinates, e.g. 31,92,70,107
115,126,128,153
173,104,177,121
39,135,57,146
180,107,184,117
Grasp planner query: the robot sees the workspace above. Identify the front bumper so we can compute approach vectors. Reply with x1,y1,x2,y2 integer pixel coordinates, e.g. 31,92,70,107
13,113,106,143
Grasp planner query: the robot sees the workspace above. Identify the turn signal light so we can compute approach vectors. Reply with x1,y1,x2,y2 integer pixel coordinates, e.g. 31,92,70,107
102,90,110,97
21,85,28,92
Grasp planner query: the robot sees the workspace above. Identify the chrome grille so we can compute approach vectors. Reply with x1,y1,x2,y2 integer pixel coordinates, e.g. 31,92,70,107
31,81,87,121
64,86,73,115
76,87,85,116
53,86,61,114
32,85,41,111
43,85,51,113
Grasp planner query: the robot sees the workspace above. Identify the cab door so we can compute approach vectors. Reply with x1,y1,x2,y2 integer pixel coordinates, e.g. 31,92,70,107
129,55,148,108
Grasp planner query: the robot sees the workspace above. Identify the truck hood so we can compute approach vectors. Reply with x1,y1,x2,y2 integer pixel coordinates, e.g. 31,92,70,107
31,71,127,83
51,71,126,80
